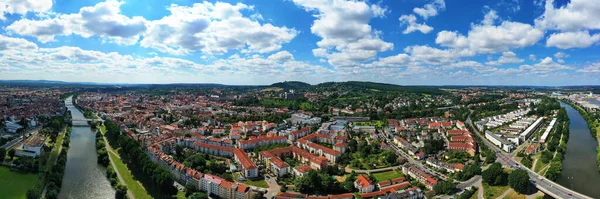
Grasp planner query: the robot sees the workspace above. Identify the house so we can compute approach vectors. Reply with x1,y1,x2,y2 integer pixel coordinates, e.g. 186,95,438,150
16,134,45,157
415,151,426,160
354,175,375,193
402,164,438,189
525,143,540,155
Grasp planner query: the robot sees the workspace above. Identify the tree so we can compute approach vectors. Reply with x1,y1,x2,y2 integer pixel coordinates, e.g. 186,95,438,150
185,183,198,197
509,169,530,194
433,180,456,195
188,192,208,199
115,184,128,199
8,148,16,160
26,190,39,199
0,148,6,161
482,163,506,186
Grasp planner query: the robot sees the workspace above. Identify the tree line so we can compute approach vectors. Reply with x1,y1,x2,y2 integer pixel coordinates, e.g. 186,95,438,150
104,120,178,197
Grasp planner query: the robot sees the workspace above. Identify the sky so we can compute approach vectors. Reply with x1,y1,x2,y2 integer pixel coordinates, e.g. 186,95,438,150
0,0,599,86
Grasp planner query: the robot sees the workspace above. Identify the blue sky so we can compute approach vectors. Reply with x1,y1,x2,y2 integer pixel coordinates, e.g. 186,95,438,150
0,0,599,85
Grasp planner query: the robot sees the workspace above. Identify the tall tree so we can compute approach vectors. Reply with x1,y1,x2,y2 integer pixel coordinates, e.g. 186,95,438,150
508,169,530,194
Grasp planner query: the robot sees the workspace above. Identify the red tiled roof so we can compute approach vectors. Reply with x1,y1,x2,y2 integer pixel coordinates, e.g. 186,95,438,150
356,175,373,188
233,148,257,169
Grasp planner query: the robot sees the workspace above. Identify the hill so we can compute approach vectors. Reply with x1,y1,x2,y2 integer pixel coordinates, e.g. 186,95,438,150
270,81,311,90
313,81,446,95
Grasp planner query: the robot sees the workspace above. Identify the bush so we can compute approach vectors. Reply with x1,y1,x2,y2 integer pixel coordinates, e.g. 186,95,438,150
115,184,128,199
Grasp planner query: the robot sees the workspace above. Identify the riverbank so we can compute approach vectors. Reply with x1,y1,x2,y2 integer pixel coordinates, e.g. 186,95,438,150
555,101,600,198
560,99,600,172
58,96,115,198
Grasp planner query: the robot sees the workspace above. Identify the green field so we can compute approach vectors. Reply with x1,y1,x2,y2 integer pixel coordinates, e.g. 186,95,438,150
372,170,403,182
239,179,269,188
0,166,39,199
108,148,152,199
483,184,510,199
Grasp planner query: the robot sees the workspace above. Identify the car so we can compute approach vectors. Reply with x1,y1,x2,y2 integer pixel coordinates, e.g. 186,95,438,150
568,193,572,196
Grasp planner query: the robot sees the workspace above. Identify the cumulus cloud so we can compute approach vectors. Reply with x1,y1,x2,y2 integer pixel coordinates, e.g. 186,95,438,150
546,31,600,49
413,0,445,20
0,35,38,51
291,0,393,67
0,0,52,20
554,52,569,59
577,62,600,73
535,0,600,31
366,53,412,67
141,2,297,55
404,45,472,65
529,54,536,61
485,51,524,66
435,10,543,54
399,14,433,34
7,0,147,45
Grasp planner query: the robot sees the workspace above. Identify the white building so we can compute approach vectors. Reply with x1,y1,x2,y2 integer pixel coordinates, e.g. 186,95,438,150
485,131,515,152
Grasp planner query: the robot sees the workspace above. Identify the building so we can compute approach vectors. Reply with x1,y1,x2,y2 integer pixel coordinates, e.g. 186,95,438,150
525,143,540,155
354,175,375,193
540,118,557,143
485,131,515,152
290,113,322,125
402,164,438,189
16,134,45,157
520,117,544,141
238,135,287,150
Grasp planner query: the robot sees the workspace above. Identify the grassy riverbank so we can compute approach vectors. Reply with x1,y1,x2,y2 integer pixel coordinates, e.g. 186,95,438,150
560,99,600,172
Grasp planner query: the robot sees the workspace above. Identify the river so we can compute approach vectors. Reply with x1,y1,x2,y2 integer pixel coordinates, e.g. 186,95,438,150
557,102,600,198
58,96,114,199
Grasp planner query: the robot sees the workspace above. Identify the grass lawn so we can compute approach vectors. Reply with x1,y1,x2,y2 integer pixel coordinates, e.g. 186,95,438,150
240,179,269,188
336,174,349,182
45,128,67,170
483,183,510,199
0,166,39,199
176,190,187,199
372,170,403,182
534,159,547,173
503,189,526,199
108,150,152,199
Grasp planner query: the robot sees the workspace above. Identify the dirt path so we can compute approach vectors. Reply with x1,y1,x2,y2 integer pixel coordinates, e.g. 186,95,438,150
495,188,512,199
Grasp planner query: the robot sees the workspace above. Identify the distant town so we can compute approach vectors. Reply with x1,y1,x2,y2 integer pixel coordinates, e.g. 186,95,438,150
1,81,600,199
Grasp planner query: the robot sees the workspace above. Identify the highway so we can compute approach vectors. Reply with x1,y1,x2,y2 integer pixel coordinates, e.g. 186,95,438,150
466,112,592,199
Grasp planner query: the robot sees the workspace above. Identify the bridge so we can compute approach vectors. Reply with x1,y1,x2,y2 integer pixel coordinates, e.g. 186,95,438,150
72,118,104,122
466,112,592,199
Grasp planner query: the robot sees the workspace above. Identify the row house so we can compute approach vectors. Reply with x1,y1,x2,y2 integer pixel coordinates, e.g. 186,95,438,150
288,127,311,142
238,135,287,150
402,164,439,189
377,177,406,189
201,174,251,199
233,148,259,178
259,146,328,177
425,157,464,173
358,182,411,199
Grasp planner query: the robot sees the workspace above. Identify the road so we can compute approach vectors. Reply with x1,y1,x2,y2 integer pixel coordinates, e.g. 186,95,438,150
466,112,592,199
264,176,280,199
457,175,481,190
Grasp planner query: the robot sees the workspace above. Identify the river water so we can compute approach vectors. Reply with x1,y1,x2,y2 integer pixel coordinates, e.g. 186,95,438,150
557,102,600,198
58,96,114,199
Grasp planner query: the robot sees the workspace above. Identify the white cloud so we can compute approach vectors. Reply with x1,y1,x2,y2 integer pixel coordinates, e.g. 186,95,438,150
291,0,393,68
577,62,600,73
535,0,600,31
0,35,38,51
529,54,536,61
436,10,543,54
554,52,569,59
404,45,472,65
366,53,412,67
7,0,147,45
443,61,484,70
546,31,600,49
0,0,52,20
141,2,297,55
0,35,333,84
482,10,499,25
520,57,573,74
268,51,294,62
485,51,524,65
413,0,445,20
399,14,433,34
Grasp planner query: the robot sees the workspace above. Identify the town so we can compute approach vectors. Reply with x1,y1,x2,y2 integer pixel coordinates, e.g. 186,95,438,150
1,82,599,199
